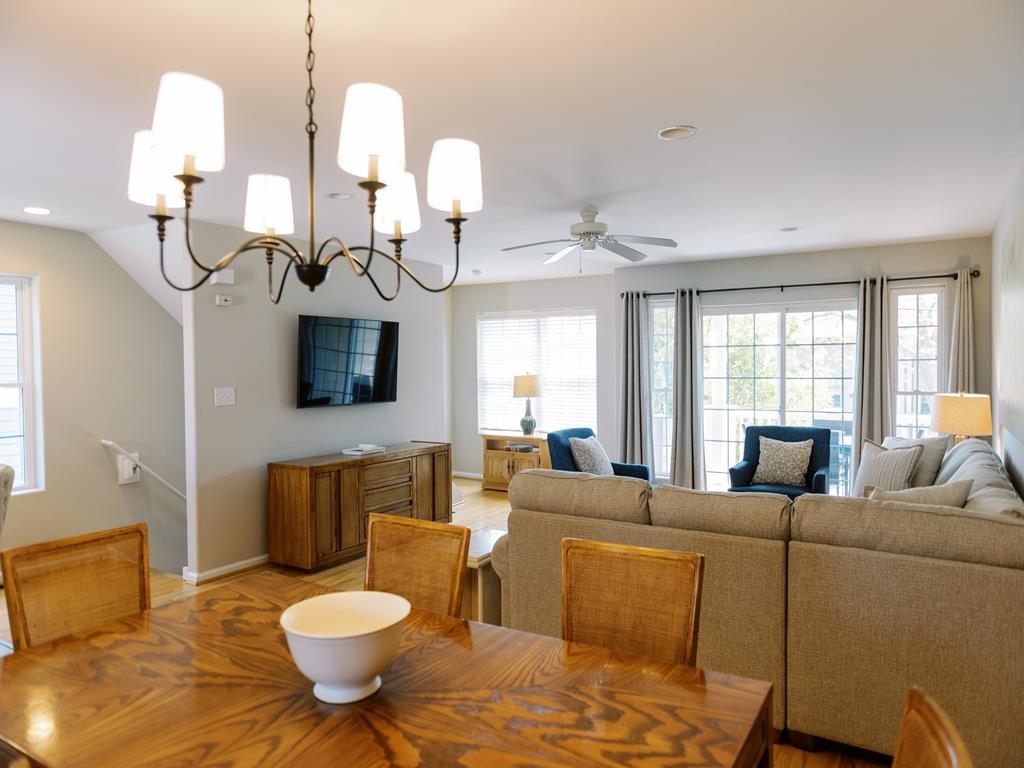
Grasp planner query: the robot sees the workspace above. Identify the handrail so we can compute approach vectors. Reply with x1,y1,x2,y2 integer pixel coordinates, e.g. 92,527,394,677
100,439,186,501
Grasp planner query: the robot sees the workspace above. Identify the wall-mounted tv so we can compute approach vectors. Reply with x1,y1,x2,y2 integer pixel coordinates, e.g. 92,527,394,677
297,315,399,408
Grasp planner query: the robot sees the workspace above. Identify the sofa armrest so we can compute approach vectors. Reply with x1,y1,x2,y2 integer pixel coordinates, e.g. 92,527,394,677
491,533,509,581
811,466,829,494
729,460,756,487
611,461,650,482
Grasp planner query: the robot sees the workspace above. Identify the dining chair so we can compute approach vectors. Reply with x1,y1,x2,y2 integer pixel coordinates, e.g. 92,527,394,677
892,688,974,768
561,538,704,666
364,514,471,617
1,524,150,650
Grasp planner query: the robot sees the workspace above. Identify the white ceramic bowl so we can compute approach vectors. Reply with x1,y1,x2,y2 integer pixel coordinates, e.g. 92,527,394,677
280,591,411,704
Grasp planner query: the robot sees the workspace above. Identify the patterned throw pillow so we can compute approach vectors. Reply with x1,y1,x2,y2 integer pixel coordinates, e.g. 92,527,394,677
751,437,813,487
851,440,923,497
569,436,614,476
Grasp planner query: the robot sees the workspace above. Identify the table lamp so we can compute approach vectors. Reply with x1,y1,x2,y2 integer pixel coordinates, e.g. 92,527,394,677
931,392,992,444
513,374,540,435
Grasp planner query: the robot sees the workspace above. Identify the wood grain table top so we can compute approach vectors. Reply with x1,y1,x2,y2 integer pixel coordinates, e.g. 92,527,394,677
0,570,772,767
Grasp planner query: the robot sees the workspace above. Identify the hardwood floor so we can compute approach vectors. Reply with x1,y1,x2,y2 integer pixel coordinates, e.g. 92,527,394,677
0,477,888,766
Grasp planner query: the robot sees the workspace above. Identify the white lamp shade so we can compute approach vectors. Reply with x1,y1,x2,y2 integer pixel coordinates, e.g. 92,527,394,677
244,174,295,235
373,172,421,236
931,392,992,437
427,138,482,214
513,374,540,398
151,72,225,172
337,83,405,181
127,130,185,208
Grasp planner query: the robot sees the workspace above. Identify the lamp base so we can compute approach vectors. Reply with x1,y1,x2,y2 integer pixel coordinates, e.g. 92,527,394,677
520,397,536,436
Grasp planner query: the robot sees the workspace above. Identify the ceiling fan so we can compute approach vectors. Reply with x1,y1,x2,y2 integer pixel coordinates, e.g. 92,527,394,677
501,208,677,265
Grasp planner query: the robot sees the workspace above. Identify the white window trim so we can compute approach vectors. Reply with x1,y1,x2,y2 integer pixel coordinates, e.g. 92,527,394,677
648,298,675,479
888,281,948,439
0,274,42,493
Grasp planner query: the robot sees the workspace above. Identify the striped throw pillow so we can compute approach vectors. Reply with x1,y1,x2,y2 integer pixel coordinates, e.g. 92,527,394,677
852,440,923,497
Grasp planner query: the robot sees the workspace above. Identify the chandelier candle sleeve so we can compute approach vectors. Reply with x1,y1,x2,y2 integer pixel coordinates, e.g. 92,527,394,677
244,175,295,235
151,72,226,173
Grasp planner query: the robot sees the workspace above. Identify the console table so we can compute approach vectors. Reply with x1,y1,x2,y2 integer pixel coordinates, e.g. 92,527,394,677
267,441,451,570
480,432,551,492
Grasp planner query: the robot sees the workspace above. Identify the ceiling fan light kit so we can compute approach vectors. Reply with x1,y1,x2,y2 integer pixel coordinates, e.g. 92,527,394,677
504,208,678,266
127,0,482,303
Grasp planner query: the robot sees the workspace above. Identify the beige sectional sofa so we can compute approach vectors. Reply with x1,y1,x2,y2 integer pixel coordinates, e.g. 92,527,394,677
491,439,1024,767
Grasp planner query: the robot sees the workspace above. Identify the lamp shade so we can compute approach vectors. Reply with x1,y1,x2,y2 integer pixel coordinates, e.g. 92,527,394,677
513,374,540,398
373,172,421,236
127,130,185,208
931,392,992,437
243,174,294,235
337,83,405,181
427,138,482,214
151,72,225,172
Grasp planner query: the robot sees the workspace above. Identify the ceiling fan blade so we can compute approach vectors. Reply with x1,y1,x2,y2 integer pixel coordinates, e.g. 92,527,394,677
612,235,678,248
543,244,578,265
500,239,576,252
601,239,647,262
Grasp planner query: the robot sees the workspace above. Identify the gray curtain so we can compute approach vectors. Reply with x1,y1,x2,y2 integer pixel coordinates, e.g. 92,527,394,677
947,268,976,392
853,276,892,473
619,291,654,470
670,289,705,488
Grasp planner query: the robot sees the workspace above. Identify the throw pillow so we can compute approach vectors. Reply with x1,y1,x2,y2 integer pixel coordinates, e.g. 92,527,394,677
569,436,614,476
882,435,951,487
751,437,813,487
851,440,923,497
868,478,974,508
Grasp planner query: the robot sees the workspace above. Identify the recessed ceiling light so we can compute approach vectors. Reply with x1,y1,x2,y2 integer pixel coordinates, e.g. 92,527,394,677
779,226,800,232
23,206,50,215
325,192,353,201
657,125,699,141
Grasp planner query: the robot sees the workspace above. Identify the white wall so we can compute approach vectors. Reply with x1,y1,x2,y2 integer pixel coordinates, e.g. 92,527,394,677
992,163,1024,491
450,275,617,474
0,220,186,571
184,222,447,576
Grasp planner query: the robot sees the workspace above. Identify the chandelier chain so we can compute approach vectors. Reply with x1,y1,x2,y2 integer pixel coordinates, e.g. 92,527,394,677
304,0,317,137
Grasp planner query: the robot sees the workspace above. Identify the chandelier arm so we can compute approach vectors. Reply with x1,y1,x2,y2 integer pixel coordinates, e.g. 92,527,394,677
158,237,216,292
317,236,369,275
268,258,294,305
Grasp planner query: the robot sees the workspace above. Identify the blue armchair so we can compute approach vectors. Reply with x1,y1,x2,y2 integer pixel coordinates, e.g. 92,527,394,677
546,428,651,482
728,425,831,499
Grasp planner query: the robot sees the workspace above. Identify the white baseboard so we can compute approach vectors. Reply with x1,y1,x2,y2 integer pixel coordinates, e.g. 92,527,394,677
453,471,483,480
182,554,270,585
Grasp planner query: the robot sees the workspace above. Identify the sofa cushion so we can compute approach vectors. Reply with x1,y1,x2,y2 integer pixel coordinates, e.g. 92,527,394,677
851,440,922,496
792,493,1024,570
568,435,614,476
936,438,1019,494
650,484,791,541
882,435,950,487
963,486,1024,519
508,469,651,524
868,478,974,508
751,437,812,487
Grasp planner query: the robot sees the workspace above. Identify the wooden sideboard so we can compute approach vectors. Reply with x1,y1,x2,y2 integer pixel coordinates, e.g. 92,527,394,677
267,441,451,570
480,432,551,492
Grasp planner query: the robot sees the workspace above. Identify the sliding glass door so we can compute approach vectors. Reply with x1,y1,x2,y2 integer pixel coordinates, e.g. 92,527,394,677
701,302,858,493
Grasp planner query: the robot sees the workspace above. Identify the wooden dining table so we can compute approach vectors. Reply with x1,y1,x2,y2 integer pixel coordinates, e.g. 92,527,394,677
0,570,772,767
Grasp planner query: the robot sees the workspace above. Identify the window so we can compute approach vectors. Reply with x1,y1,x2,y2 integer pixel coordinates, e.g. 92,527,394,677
892,286,945,439
477,309,596,434
0,276,40,491
701,302,858,494
649,300,675,479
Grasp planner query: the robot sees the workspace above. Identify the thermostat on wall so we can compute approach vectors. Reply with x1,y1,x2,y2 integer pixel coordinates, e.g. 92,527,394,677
211,269,235,286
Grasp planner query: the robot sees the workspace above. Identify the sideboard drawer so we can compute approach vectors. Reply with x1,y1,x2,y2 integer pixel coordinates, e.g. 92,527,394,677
364,482,413,512
363,458,413,489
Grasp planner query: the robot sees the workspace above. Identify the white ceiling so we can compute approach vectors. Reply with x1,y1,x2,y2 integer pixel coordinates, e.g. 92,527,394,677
2,0,1023,285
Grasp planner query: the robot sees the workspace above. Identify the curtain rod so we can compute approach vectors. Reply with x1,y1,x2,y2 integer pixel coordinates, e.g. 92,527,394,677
632,269,981,298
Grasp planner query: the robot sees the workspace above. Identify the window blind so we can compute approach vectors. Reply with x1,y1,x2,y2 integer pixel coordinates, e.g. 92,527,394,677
477,309,597,434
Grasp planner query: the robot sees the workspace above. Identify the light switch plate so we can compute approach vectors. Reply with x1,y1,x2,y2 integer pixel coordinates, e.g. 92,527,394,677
214,386,236,407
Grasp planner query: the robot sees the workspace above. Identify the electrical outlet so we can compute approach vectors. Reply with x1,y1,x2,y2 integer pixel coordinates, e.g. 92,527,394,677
214,294,233,307
117,453,141,485
214,386,236,407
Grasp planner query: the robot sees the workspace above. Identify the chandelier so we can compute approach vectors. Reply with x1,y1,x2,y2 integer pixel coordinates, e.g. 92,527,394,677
127,0,482,302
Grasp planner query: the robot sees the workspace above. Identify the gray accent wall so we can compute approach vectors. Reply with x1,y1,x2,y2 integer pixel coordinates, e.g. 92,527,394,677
0,219,186,571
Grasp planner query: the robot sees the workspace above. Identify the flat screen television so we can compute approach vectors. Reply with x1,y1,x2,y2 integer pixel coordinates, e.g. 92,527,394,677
297,315,399,408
